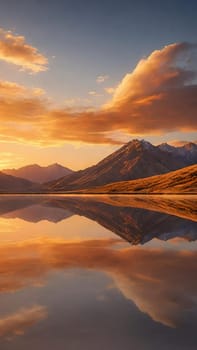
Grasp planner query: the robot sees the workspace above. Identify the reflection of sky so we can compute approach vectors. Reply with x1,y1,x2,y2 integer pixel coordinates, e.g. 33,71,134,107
0,195,196,349
0,215,115,242
0,240,197,350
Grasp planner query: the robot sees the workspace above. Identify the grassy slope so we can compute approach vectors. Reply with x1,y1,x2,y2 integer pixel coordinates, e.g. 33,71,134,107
82,165,197,194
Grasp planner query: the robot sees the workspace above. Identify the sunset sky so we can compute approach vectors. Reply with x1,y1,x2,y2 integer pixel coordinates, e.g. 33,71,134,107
0,0,196,170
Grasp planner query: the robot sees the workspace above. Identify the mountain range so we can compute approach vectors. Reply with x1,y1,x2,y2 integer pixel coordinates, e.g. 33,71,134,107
0,139,196,193
45,139,197,192
3,163,73,183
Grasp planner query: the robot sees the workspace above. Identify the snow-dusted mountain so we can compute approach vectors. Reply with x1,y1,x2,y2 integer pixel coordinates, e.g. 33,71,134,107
158,142,197,164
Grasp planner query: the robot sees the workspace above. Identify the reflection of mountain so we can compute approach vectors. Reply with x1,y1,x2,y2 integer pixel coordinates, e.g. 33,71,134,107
49,196,197,244
0,197,73,223
0,196,38,215
92,194,197,221
3,204,73,223
0,195,196,244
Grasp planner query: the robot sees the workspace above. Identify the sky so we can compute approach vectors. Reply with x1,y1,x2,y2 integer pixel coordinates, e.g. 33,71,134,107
0,0,196,170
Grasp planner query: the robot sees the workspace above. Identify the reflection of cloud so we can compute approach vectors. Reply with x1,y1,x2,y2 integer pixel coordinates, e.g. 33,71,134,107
0,306,47,339
0,28,48,72
0,42,196,145
0,238,196,327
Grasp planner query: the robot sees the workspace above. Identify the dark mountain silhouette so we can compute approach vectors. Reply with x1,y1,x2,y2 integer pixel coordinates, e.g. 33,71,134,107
3,163,74,183
0,172,37,193
45,139,197,192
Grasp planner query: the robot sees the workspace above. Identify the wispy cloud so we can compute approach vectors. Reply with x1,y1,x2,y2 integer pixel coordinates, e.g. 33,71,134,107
96,74,109,83
104,86,116,94
64,97,92,110
0,80,45,97
88,90,102,97
0,28,48,73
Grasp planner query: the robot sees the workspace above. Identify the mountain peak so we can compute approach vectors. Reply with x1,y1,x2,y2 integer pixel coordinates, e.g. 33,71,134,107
48,163,62,168
140,139,155,149
158,143,175,152
124,139,155,151
181,142,197,150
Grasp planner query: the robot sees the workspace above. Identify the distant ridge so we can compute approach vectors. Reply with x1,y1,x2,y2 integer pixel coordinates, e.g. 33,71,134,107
3,163,74,183
45,139,197,192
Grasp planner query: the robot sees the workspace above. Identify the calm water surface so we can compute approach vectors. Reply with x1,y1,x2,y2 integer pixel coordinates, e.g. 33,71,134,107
0,195,196,350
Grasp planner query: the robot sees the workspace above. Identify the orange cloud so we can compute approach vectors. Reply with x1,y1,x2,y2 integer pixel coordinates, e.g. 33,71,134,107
0,81,27,97
0,238,196,327
0,80,45,98
0,42,196,145
0,306,47,339
106,43,193,107
0,80,49,145
169,140,197,147
0,28,48,72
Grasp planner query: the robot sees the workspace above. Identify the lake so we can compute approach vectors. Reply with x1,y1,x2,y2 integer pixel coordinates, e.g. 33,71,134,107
0,195,196,350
